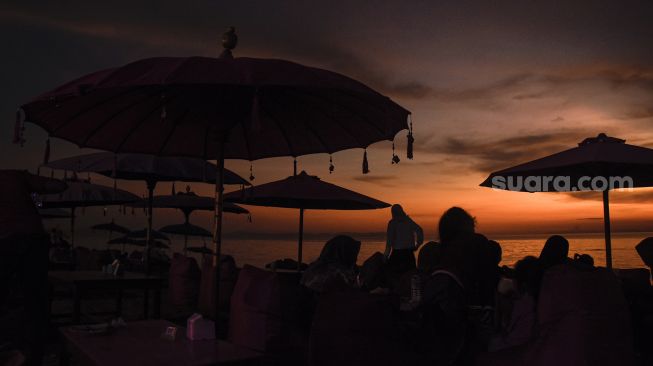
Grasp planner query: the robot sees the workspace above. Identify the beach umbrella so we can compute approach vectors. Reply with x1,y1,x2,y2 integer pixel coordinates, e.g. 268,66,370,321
225,170,390,268
91,220,130,235
108,236,169,250
39,208,72,219
44,152,248,272
36,180,138,247
124,228,170,242
132,188,248,253
480,133,653,269
160,222,212,254
17,27,411,327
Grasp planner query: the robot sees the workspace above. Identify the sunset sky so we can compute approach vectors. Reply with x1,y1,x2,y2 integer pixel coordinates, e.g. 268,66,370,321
1,1,653,240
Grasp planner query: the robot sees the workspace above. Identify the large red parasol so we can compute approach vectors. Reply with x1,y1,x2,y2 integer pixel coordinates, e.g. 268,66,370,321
17,27,412,328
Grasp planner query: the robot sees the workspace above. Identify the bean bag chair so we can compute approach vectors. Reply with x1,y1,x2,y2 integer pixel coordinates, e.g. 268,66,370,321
198,255,238,318
228,266,310,365
168,254,201,309
308,291,405,366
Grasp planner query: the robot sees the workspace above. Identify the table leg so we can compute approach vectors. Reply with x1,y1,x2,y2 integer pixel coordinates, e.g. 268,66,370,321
73,287,81,324
143,288,149,319
116,289,123,318
153,288,161,319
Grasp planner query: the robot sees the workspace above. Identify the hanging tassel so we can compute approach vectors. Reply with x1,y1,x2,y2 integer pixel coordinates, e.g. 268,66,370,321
43,138,51,165
329,155,334,174
391,142,400,164
240,184,245,199
362,149,369,174
248,214,252,223
407,115,414,160
50,169,54,179
13,109,25,146
103,207,107,216
293,158,298,176
171,182,176,195
249,164,255,181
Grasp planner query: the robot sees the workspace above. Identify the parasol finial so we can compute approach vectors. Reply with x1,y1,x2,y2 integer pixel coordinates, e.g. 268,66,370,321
220,26,238,59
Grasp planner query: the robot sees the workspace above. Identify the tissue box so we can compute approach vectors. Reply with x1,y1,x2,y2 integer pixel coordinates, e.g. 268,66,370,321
186,313,215,340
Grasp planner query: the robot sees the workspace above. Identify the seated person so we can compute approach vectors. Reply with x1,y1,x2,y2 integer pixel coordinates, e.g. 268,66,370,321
539,235,569,269
301,235,361,293
489,256,543,351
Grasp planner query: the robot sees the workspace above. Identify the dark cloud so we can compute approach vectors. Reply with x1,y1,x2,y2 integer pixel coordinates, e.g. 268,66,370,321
429,130,588,173
352,175,398,187
565,189,653,204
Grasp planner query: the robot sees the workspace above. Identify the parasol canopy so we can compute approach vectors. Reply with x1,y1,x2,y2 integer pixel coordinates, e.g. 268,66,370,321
39,208,72,219
480,133,653,269
91,220,130,234
224,170,389,267
124,229,170,242
36,180,138,247
160,222,212,237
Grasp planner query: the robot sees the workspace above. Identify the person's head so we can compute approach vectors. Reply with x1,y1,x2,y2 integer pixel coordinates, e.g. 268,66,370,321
514,256,544,297
320,235,361,268
391,204,407,220
417,241,443,274
487,240,502,267
438,207,475,243
636,237,653,268
540,235,569,268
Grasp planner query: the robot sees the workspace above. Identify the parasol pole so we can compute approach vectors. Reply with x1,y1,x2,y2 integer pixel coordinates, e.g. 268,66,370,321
145,180,156,274
298,208,304,271
70,207,76,249
183,211,190,255
603,189,613,269
212,137,225,336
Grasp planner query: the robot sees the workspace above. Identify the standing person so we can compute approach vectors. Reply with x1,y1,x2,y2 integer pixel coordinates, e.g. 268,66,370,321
384,204,424,274
0,170,67,365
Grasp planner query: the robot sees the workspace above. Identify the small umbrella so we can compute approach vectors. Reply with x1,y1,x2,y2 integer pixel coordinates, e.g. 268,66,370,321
160,222,211,237
91,220,130,234
133,188,248,253
36,180,138,247
124,229,170,242
224,170,390,268
108,236,169,250
480,133,653,269
39,208,72,219
44,152,248,272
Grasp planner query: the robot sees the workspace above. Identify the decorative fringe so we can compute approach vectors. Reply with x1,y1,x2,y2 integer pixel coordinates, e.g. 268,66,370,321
248,214,252,223
171,182,176,195
13,109,25,146
392,142,400,164
43,138,51,165
329,155,334,174
293,158,297,176
103,207,107,216
362,150,369,174
407,115,414,160
249,164,255,181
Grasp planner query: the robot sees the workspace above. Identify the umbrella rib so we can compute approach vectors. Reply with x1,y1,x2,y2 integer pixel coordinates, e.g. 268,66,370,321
297,88,392,138
157,109,190,155
51,88,145,134
114,97,167,153
268,92,331,154
239,119,254,161
260,102,299,156
285,89,364,147
81,92,168,146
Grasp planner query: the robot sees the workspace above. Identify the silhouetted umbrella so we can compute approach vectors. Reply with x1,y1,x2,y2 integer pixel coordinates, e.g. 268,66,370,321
36,180,138,247
124,229,170,242
133,188,248,253
160,222,212,237
108,236,169,249
18,28,411,327
225,170,390,268
480,133,653,268
39,208,71,219
44,152,248,272
91,220,130,234
186,246,214,255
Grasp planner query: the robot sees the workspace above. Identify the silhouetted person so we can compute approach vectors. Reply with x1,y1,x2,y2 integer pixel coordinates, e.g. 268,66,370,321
0,170,67,365
490,256,543,351
417,241,443,274
385,204,424,274
635,237,653,271
539,235,569,269
301,235,361,293
438,206,475,244
478,240,503,307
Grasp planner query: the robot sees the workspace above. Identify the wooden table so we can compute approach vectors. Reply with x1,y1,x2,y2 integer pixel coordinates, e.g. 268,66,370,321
49,271,164,324
59,320,262,366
